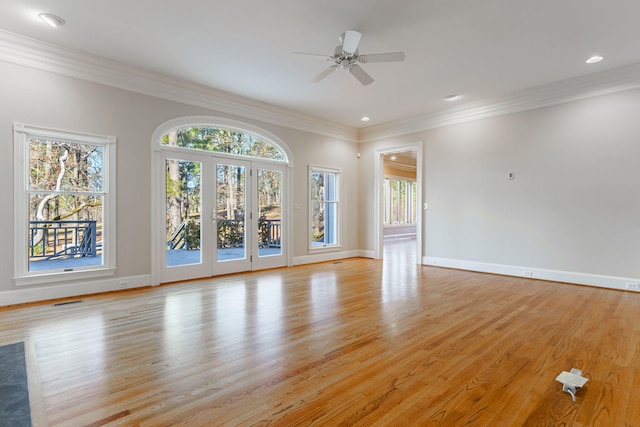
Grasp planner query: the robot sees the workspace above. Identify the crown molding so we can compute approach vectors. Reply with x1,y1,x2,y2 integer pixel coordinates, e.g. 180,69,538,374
360,62,640,142
0,30,358,142
3,29,640,145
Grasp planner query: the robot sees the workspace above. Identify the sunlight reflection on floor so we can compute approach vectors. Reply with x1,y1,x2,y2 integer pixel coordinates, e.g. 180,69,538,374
381,237,419,304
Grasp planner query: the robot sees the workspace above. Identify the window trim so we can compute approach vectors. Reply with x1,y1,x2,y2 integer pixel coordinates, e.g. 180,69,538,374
13,123,116,285
308,165,341,252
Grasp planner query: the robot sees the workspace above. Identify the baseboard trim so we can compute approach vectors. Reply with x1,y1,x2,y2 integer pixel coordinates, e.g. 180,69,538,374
11,257,631,306
423,257,640,292
0,274,152,307
294,250,372,266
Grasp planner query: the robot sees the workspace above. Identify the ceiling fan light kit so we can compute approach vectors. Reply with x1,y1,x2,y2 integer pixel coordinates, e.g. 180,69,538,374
300,30,405,86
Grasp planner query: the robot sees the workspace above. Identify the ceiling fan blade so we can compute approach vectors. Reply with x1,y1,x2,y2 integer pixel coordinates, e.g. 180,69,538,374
312,66,337,83
292,52,333,60
349,65,374,86
358,52,406,63
342,30,362,55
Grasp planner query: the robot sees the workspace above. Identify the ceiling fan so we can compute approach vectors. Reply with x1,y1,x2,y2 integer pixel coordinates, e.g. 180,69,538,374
296,30,405,86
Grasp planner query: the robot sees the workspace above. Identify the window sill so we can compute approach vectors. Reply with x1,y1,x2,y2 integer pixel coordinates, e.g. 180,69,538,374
309,244,342,253
14,267,116,287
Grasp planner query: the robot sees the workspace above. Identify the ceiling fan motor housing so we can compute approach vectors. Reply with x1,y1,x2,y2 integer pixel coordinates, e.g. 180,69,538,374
333,46,357,69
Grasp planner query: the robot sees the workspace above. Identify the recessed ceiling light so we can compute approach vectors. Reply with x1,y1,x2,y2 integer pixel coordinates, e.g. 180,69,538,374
361,116,370,122
586,55,604,64
390,155,397,161
39,13,65,28
445,94,461,101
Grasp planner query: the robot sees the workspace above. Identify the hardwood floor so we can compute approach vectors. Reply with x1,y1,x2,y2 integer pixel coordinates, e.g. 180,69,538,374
2,247,640,426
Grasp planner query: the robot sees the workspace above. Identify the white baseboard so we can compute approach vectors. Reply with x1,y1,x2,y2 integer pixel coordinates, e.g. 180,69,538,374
12,256,632,306
294,250,372,266
359,250,376,259
423,256,640,292
0,274,152,307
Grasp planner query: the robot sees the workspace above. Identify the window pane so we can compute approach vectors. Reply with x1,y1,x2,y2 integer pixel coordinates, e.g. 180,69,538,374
166,159,202,267
323,201,337,244
391,180,399,223
258,169,282,257
311,200,324,245
399,181,407,223
28,194,103,271
311,169,338,247
311,202,337,246
161,128,285,161
324,173,336,201
216,164,246,261
30,139,103,192
310,171,324,201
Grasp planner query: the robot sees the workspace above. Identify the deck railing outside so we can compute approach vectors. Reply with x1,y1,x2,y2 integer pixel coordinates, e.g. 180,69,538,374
261,219,281,248
29,220,97,259
167,218,281,250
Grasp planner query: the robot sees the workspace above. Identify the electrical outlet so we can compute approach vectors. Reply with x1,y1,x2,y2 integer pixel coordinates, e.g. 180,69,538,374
119,281,129,288
522,271,532,277
626,282,639,290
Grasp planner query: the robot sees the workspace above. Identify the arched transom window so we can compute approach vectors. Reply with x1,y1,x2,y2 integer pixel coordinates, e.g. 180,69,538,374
161,127,287,162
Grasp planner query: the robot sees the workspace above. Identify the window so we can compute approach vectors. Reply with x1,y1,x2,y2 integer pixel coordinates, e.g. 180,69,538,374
310,166,340,248
383,177,417,224
14,124,116,284
160,127,286,161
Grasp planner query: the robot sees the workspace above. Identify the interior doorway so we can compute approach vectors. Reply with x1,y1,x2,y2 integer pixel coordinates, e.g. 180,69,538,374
374,143,422,264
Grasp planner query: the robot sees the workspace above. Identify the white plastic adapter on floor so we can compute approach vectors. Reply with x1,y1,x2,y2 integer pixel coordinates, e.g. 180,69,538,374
556,368,588,401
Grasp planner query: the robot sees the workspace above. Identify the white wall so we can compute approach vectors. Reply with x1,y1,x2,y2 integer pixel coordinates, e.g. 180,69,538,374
3,56,639,303
0,60,360,302
360,89,640,289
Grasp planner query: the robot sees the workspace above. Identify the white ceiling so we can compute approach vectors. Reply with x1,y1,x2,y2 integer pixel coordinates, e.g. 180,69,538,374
1,0,640,130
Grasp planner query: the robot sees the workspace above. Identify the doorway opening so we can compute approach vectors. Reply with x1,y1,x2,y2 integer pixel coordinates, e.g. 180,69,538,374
374,143,422,264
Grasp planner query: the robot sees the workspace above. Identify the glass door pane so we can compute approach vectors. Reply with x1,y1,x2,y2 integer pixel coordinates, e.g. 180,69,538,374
165,159,202,267
216,163,247,262
257,168,282,257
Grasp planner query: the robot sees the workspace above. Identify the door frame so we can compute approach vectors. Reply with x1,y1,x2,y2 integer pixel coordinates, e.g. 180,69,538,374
373,141,423,263
150,117,293,286
212,157,289,275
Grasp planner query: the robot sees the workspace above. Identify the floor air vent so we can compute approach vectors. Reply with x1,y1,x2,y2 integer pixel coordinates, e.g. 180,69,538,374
52,300,83,307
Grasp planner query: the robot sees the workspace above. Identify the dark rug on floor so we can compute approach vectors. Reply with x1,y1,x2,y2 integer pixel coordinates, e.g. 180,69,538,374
0,342,32,427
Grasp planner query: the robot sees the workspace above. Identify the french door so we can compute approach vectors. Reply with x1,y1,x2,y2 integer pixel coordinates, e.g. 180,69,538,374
156,151,287,283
